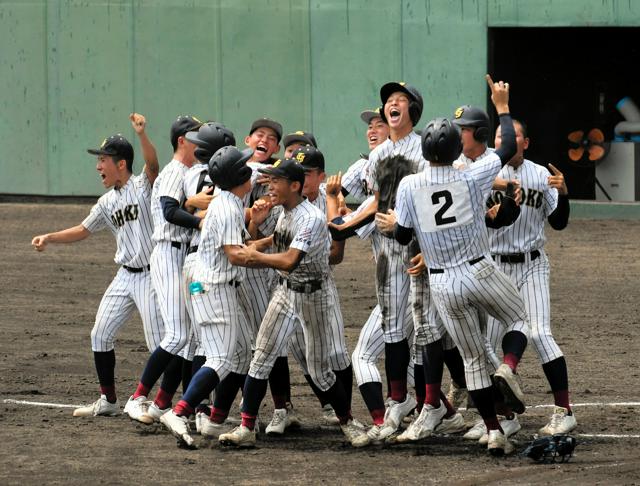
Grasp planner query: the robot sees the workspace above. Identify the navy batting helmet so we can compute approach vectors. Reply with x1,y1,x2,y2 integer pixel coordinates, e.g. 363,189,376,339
208,146,253,190
452,105,490,143
379,82,424,127
523,435,577,463
186,122,236,164
421,118,462,164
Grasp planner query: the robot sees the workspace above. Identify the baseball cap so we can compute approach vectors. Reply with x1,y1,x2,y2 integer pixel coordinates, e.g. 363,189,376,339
380,81,422,106
282,130,317,149
258,158,305,186
170,115,203,148
291,145,325,172
87,134,134,162
451,105,490,128
360,108,385,125
249,118,283,143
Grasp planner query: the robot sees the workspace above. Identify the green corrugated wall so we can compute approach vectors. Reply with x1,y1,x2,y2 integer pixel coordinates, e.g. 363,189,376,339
1,0,640,196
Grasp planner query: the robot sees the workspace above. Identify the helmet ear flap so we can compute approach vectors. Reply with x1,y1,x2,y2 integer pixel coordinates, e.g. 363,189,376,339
409,101,422,126
474,126,489,143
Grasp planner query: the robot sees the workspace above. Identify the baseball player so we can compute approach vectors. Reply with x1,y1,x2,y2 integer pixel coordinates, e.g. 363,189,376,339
392,76,530,456
159,146,255,448
486,119,575,435
32,114,161,417
217,158,367,447
341,108,389,203
282,130,317,158
124,115,205,424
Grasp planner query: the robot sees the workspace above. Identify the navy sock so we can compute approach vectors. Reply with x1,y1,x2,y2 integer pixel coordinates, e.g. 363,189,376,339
159,355,184,396
192,355,206,376
269,357,291,407
422,339,445,385
359,381,385,413
182,367,220,410
542,356,569,391
304,374,330,407
241,376,269,417
94,350,116,388
335,365,354,406
181,359,193,394
502,331,528,359
443,346,466,388
140,347,175,388
213,372,246,411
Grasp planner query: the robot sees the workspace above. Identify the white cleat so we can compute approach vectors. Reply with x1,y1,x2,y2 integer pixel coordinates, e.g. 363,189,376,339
265,408,289,435
479,415,521,445
72,395,120,417
487,429,515,456
160,411,195,448
322,404,340,426
341,419,370,448
539,406,577,435
195,411,208,434
140,401,170,424
384,394,418,430
200,417,233,438
463,419,487,440
394,401,447,443
494,364,526,414
123,395,152,424
219,425,257,447
435,411,467,434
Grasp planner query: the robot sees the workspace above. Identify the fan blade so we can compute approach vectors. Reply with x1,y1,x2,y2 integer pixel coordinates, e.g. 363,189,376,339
569,147,585,161
568,130,584,143
587,128,605,143
588,145,606,161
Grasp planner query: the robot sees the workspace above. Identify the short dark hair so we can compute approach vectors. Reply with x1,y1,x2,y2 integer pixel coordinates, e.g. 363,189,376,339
512,118,528,139
111,155,133,173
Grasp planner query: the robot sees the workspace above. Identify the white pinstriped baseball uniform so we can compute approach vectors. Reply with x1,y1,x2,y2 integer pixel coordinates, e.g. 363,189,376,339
394,153,529,391
342,156,373,203
150,159,193,354
83,171,163,353
191,190,252,380
486,159,563,364
345,197,415,386
249,200,338,391
365,131,427,344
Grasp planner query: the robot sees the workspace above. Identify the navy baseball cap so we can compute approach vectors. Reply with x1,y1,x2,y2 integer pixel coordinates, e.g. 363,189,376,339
250,118,283,143
87,134,134,163
170,115,203,148
360,108,385,125
292,145,325,172
258,158,305,186
380,81,423,106
282,131,317,149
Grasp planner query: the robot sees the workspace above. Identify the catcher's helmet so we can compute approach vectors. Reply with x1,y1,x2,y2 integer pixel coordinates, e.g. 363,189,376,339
186,122,236,164
379,82,424,127
421,118,462,164
208,146,253,190
523,435,577,463
452,105,490,143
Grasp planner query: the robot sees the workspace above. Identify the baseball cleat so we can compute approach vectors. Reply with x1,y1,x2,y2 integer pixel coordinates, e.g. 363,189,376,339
539,406,577,435
285,402,301,428
195,411,208,434
322,404,340,426
123,395,152,424
341,419,370,448
265,408,289,435
72,395,120,417
365,422,397,444
494,364,526,414
160,411,196,449
219,425,257,447
393,401,447,443
463,419,487,440
384,394,418,430
479,415,521,445
435,412,467,434
446,382,468,410
140,401,170,424
487,429,515,456
200,417,233,439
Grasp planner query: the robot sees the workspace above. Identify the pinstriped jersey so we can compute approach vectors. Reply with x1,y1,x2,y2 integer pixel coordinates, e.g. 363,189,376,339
273,199,330,284
342,157,372,202
488,159,558,254
194,190,248,285
366,131,427,192
82,171,155,267
343,195,380,255
395,153,503,268
151,159,193,244
183,163,213,247
453,147,495,170
307,185,327,214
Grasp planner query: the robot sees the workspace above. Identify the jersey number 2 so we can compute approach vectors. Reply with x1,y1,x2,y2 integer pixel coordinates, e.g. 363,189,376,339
432,191,456,226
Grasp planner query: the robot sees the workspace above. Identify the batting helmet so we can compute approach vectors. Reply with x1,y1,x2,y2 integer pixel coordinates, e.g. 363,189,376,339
522,435,577,463
208,146,253,190
452,105,490,143
186,122,236,164
379,82,424,127
421,118,462,164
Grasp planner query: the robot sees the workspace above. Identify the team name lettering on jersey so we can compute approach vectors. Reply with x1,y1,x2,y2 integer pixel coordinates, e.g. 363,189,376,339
111,204,139,228
490,187,543,209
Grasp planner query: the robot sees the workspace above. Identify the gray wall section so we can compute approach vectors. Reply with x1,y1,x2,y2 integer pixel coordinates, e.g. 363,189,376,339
1,0,640,196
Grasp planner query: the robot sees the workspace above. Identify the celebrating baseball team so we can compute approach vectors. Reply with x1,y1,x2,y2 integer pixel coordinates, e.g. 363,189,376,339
31,74,574,456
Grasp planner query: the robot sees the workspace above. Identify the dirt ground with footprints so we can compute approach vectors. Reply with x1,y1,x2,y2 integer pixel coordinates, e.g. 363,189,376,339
1,201,639,485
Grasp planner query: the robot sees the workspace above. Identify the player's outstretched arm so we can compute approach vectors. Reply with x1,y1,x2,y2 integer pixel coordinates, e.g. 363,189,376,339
235,244,304,272
31,224,91,251
130,113,159,185
328,192,377,233
547,164,570,230
486,75,516,166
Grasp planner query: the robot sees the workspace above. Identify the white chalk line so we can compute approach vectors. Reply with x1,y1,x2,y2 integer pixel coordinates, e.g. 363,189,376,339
3,399,83,409
458,401,640,411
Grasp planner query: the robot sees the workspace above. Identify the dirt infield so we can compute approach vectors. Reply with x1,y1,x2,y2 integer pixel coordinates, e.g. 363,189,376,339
1,202,640,485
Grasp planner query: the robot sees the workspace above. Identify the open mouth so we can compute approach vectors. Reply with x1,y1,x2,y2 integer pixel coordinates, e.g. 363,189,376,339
390,109,401,120
256,145,267,153
100,174,106,180
369,135,378,143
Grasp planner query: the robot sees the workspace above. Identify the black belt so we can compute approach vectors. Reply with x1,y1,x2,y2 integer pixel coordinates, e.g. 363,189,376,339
493,250,540,264
170,241,182,249
187,245,199,255
279,277,322,293
123,264,150,273
429,256,484,275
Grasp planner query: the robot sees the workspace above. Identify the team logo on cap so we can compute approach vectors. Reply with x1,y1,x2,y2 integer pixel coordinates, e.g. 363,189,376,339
454,107,464,119
399,82,406,86
273,159,282,167
295,152,306,163
295,131,304,135
100,138,107,148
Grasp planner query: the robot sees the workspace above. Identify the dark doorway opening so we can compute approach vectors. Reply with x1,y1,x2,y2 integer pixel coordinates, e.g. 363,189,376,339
488,27,640,199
